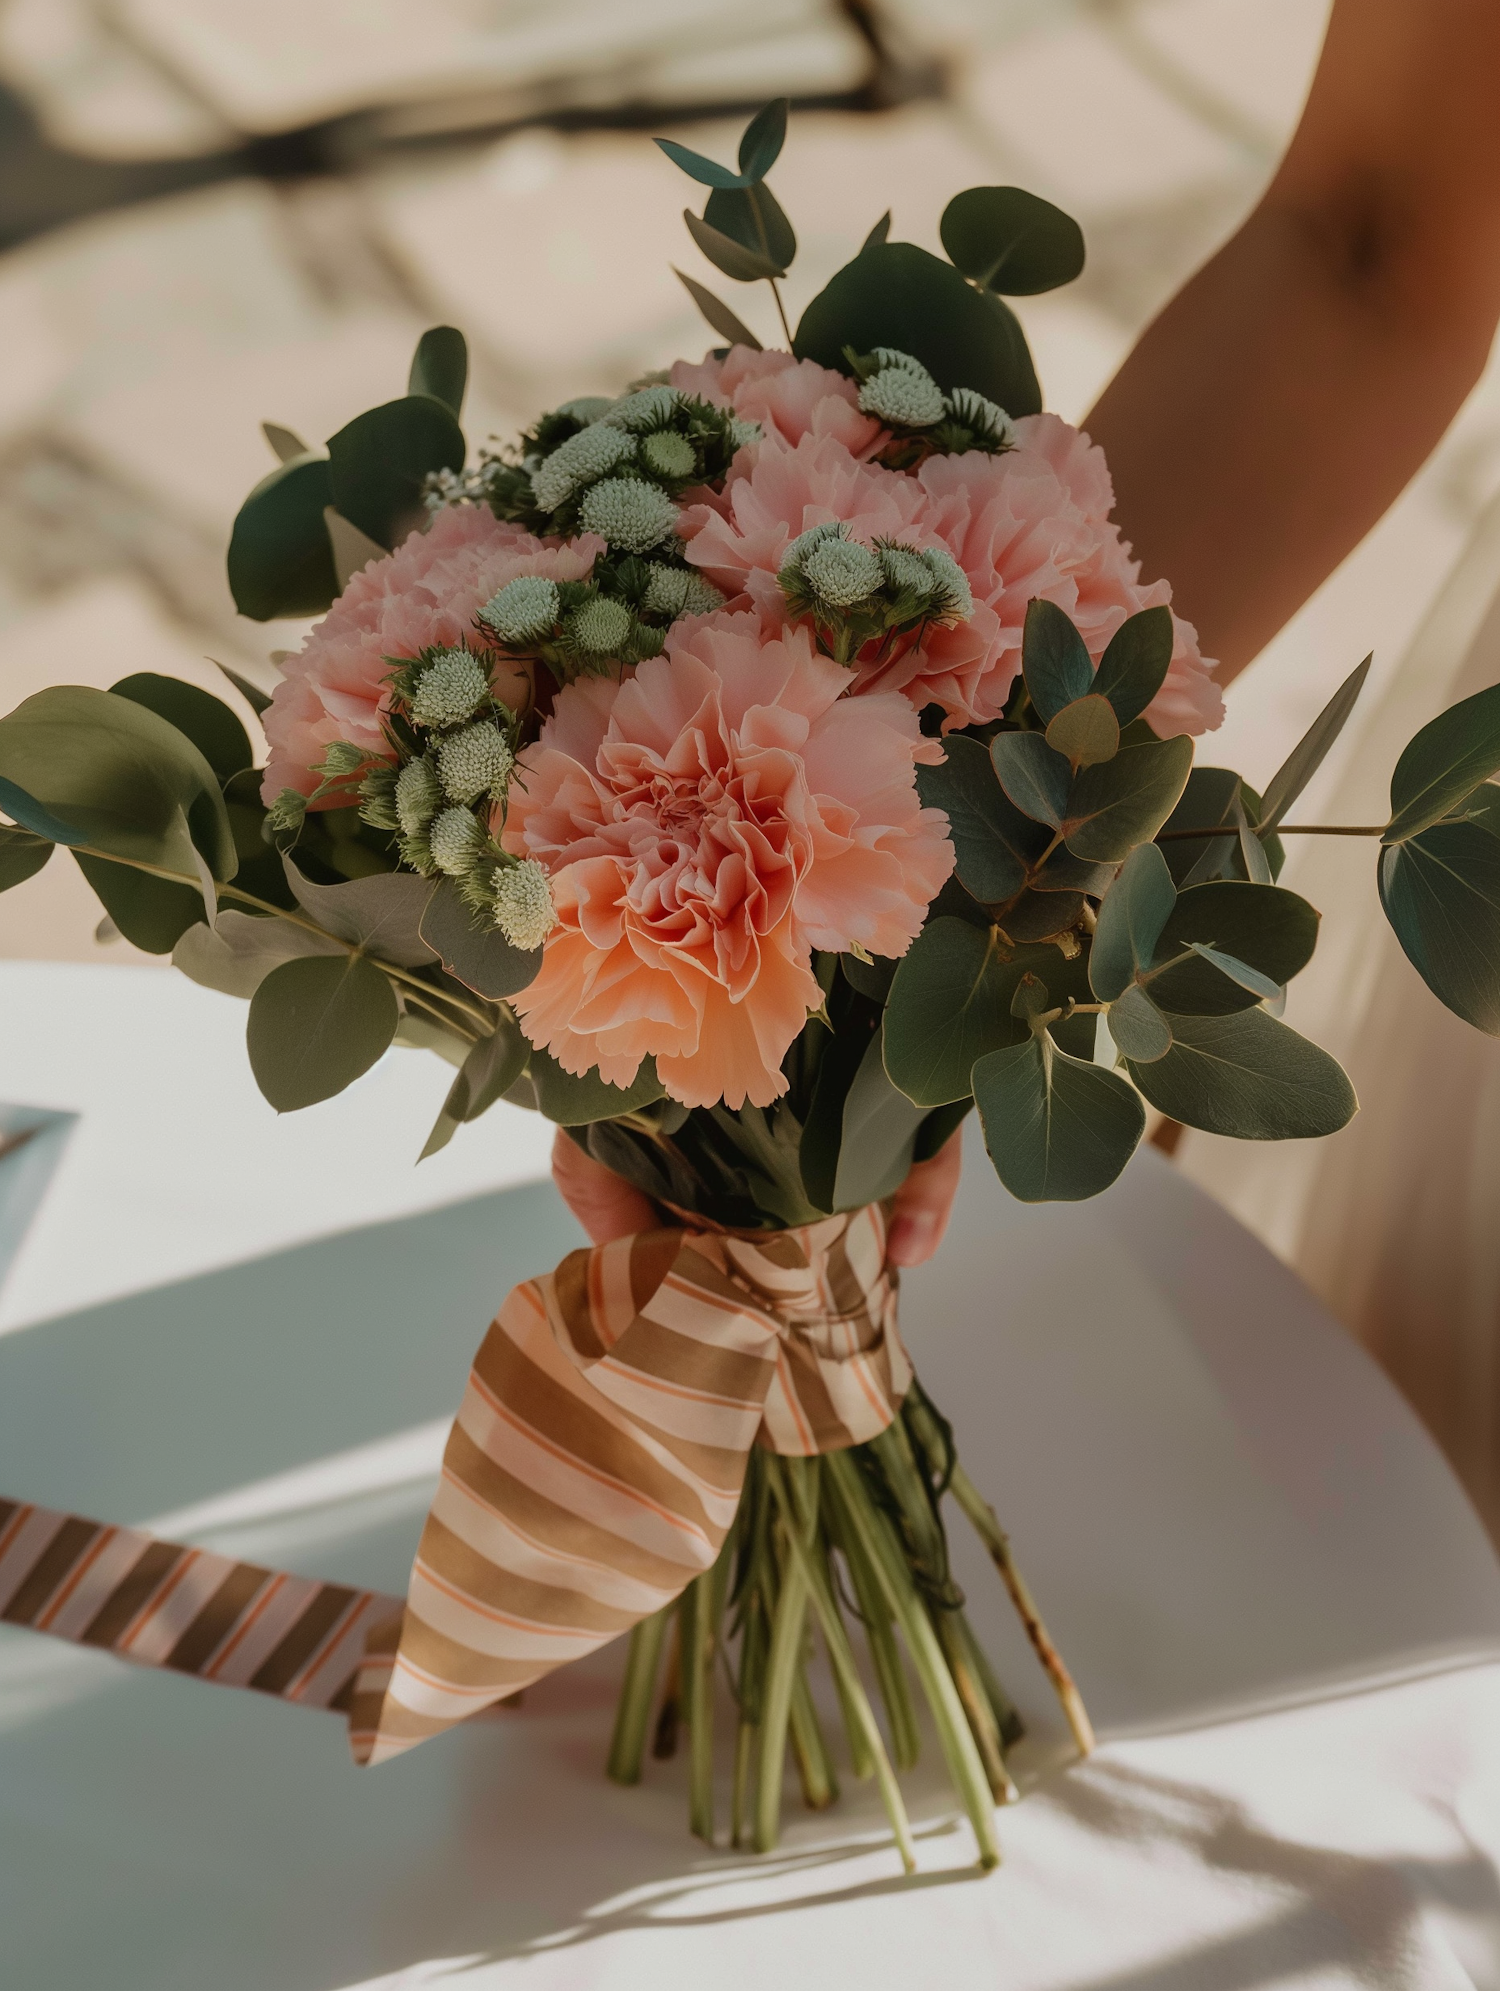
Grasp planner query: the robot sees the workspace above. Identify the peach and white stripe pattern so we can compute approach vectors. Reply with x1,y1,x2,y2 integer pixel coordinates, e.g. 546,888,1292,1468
2,1203,907,1768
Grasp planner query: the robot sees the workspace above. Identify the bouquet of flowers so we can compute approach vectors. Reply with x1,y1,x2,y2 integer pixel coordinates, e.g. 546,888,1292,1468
5,102,1500,1874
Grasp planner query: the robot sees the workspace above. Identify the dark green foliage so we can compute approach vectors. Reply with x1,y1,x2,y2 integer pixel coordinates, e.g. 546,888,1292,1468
939,187,1085,295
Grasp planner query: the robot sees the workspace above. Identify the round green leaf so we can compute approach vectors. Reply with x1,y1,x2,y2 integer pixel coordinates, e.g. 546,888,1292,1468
883,917,1057,1106
685,207,783,283
1089,842,1176,1000
737,98,788,182
512,1047,666,1125
990,730,1071,828
173,908,345,999
419,879,541,998
227,453,337,621
283,857,438,969
74,854,204,953
939,186,1085,296
1127,1007,1356,1139
1384,682,1500,844
1105,984,1171,1062
1022,599,1095,720
1046,694,1119,769
1062,735,1194,863
421,1013,530,1158
1379,821,1500,1033
794,242,1042,415
246,954,399,1111
702,182,796,275
326,395,465,552
917,734,1047,902
974,1035,1143,1202
0,825,51,892
1091,608,1173,726
408,326,468,417
0,685,235,881
1148,881,1319,1014
110,674,252,785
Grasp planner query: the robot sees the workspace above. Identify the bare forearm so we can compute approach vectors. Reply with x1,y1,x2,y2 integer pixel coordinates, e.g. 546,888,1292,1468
1086,0,1500,686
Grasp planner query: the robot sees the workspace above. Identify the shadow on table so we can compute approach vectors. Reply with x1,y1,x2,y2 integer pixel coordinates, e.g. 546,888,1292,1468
3,1142,1500,1988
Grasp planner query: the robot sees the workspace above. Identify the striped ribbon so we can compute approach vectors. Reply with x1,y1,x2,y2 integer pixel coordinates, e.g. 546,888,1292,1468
2,1202,909,1766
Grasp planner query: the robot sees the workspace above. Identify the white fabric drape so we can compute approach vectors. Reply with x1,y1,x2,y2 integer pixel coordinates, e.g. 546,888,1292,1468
1178,490,1500,1538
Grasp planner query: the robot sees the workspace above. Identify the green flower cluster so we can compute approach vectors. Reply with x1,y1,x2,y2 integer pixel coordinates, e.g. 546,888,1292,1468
478,553,724,685
846,347,1017,469
777,522,974,664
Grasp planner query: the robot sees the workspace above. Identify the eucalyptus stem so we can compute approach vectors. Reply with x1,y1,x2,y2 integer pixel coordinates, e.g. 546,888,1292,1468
826,1452,1001,1870
767,277,793,347
1153,823,1386,840
764,1457,916,1875
606,1606,670,1785
948,1463,1095,1758
66,840,497,1034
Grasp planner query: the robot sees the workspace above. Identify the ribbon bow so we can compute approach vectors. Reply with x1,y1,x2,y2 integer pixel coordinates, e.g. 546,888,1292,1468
0,1204,910,1762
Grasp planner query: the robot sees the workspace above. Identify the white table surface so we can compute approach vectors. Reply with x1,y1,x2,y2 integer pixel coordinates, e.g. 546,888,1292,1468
2,962,1500,1990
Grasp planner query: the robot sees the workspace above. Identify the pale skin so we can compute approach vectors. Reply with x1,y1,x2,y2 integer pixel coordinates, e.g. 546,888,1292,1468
556,0,1500,1254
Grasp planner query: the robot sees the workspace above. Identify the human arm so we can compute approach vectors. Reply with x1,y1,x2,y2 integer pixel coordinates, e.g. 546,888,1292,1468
1086,0,1500,684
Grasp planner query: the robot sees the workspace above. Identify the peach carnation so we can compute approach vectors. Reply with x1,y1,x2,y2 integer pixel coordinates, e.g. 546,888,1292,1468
878,414,1222,735
261,506,604,804
501,609,953,1110
669,346,884,460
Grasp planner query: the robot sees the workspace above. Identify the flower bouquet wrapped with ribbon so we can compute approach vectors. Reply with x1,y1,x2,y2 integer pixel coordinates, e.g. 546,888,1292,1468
6,102,1500,1875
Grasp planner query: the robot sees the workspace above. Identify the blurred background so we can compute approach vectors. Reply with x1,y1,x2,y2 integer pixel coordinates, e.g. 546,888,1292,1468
1,0,1499,972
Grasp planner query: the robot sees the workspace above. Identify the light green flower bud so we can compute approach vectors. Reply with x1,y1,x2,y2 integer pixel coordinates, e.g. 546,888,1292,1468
871,347,928,374
567,595,634,655
493,858,558,951
641,430,697,481
264,788,307,836
577,476,679,554
920,545,974,621
859,360,945,429
556,396,613,425
643,564,690,616
317,739,368,776
438,722,515,806
479,574,559,646
782,521,843,569
395,756,442,835
878,544,938,599
409,648,491,729
429,805,487,878
802,535,883,607
946,387,1015,448
602,385,681,433
680,572,726,615
531,423,635,512
728,417,763,451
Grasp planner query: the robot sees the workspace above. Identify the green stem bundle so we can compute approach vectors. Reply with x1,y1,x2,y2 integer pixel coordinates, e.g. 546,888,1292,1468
605,1380,1090,1874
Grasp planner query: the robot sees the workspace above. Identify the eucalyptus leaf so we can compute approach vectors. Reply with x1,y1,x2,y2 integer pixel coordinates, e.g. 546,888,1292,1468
1187,943,1281,1003
1106,984,1172,1062
914,1097,972,1161
831,1026,930,1210
1256,655,1371,834
990,730,1071,828
0,685,236,880
0,824,50,891
110,673,252,785
861,211,892,253
655,138,755,191
408,325,467,418
1149,880,1318,1014
211,661,272,718
1022,599,1094,720
702,182,796,275
684,208,783,283
1000,888,1083,943
1127,1007,1356,1139
421,1013,529,1158
794,242,1041,415
973,1033,1143,1201
326,395,465,552
939,186,1085,295
917,734,1047,901
839,951,898,1003
1046,694,1119,768
283,856,438,968
1156,766,1241,885
737,98,788,182
1384,682,1500,843
799,1024,869,1212
1091,608,1173,727
1379,820,1500,1033
884,918,1050,1105
673,268,762,350
173,907,345,998
74,853,204,954
246,953,399,1111
1089,842,1176,999
1030,846,1116,896
1062,734,1194,862
512,1047,666,1125
419,878,541,997
227,452,338,621
0,776,82,845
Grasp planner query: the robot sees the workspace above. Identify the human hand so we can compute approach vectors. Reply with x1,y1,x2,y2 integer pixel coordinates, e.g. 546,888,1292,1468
550,1125,963,1267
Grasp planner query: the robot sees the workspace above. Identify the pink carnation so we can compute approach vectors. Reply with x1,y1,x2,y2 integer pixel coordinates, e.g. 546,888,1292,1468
680,430,926,619
875,414,1221,735
502,609,953,1111
669,346,884,459
260,506,604,803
